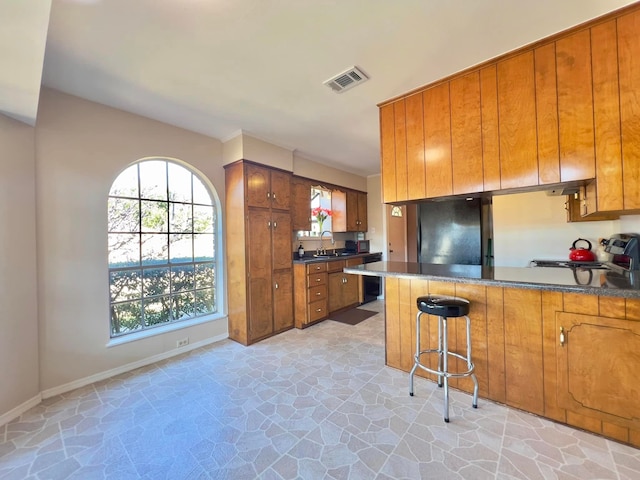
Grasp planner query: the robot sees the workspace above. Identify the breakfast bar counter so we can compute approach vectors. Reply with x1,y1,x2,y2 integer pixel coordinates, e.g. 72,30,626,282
344,261,640,448
343,261,640,298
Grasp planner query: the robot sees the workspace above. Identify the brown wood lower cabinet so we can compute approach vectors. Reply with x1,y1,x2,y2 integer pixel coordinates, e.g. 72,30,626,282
294,262,328,328
384,278,640,447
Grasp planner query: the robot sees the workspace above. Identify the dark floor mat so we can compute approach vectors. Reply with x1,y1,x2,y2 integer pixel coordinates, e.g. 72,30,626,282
328,308,378,326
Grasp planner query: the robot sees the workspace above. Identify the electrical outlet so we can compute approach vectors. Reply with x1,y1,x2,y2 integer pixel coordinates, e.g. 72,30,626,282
176,338,189,348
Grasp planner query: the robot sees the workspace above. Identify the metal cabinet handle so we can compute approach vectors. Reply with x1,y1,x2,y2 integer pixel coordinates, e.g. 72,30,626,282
316,308,322,312
267,221,271,228
273,221,277,229
316,278,321,282
272,192,276,199
315,266,321,270
275,282,279,289
560,326,566,347
267,192,271,199
316,292,321,296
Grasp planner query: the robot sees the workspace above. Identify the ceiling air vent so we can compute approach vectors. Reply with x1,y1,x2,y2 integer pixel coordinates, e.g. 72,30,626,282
323,66,369,93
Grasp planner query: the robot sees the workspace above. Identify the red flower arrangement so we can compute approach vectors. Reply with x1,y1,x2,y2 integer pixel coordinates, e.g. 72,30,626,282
312,207,332,224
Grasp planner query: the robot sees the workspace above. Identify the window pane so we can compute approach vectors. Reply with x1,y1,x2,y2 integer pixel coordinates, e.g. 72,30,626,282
193,205,214,233
110,165,138,198
195,288,216,315
172,292,195,320
143,296,171,326
170,233,193,263
108,198,140,232
141,200,168,232
141,233,168,266
108,234,140,268
139,161,167,200
143,267,170,296
168,163,192,203
171,264,195,292
193,177,212,206
194,234,214,261
195,263,214,289
110,270,142,302
111,301,142,335
169,203,192,233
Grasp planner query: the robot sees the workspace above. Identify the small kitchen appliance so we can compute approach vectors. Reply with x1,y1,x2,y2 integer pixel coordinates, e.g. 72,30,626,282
345,239,370,254
601,233,640,271
569,238,596,262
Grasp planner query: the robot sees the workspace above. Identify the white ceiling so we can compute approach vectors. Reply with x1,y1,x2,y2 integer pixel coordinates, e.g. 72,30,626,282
2,0,637,176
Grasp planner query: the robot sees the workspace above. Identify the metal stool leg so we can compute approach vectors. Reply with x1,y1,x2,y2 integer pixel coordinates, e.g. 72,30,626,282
437,314,443,388
465,315,479,408
442,316,449,422
408,311,421,396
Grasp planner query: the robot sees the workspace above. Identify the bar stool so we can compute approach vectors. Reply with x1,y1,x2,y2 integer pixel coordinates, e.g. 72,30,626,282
409,294,479,422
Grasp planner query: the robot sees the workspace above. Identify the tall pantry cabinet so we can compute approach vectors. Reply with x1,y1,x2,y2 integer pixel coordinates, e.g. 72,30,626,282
225,161,294,345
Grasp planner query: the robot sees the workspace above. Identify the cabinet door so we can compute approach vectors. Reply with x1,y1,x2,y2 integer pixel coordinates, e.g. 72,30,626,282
592,20,623,212
534,43,561,185
247,210,273,339
423,83,453,198
291,177,311,231
273,270,293,332
357,192,368,231
380,103,397,203
328,272,345,313
498,51,538,189
450,72,483,195
270,170,291,211
556,312,640,428
394,99,408,201
480,65,500,192
246,164,271,209
346,190,358,231
618,9,640,210
342,274,359,307
405,92,426,200
271,211,292,271
557,29,595,182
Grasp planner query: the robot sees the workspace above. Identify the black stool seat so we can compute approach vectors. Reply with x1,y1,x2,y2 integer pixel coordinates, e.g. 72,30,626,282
417,295,469,318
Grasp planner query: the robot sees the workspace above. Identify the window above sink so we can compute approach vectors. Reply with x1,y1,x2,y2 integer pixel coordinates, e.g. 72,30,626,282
298,185,332,238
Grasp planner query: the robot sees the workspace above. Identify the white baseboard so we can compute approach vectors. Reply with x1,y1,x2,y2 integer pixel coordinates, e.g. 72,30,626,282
0,393,42,427
41,333,227,399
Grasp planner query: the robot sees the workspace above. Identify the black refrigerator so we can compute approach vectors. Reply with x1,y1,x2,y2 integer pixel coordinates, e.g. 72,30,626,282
417,198,493,266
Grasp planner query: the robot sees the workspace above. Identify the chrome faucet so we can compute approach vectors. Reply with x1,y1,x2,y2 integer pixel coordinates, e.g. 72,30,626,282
320,230,333,255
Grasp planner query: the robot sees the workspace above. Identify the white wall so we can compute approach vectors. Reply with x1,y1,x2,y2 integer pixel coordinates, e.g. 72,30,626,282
0,114,39,417
223,133,294,171
35,89,229,392
493,191,640,267
293,154,367,192
366,174,385,256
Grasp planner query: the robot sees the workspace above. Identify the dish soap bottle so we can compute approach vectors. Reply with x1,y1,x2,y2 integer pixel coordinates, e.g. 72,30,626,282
298,243,304,259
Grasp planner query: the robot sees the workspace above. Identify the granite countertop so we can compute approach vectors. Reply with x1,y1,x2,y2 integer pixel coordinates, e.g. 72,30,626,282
293,251,382,264
343,261,640,299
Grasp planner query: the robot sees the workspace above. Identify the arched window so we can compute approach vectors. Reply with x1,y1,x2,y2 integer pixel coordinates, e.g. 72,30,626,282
108,159,221,338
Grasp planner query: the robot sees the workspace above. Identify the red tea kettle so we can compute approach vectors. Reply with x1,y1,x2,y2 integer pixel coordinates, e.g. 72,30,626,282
569,238,596,262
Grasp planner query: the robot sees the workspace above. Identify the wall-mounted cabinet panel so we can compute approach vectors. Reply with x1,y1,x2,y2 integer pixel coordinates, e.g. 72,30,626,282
618,9,640,210
534,43,560,185
394,99,408,202
405,93,426,200
380,103,397,203
423,83,453,198
450,73,483,195
556,29,595,182
291,176,312,231
497,51,538,190
592,20,623,212
480,66,500,192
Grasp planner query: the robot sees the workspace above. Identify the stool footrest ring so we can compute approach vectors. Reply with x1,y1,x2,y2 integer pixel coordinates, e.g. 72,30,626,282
414,350,475,378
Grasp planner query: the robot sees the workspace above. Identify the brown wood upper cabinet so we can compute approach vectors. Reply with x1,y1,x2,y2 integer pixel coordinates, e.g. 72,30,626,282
378,2,640,214
333,189,368,232
246,163,291,210
291,176,312,231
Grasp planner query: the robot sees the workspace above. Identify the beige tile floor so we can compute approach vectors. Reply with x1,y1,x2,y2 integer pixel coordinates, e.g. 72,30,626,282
1,301,639,479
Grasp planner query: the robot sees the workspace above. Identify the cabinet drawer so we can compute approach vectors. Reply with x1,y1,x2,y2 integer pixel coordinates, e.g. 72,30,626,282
306,262,327,274
308,272,327,286
327,260,346,273
308,284,327,301
308,299,328,322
